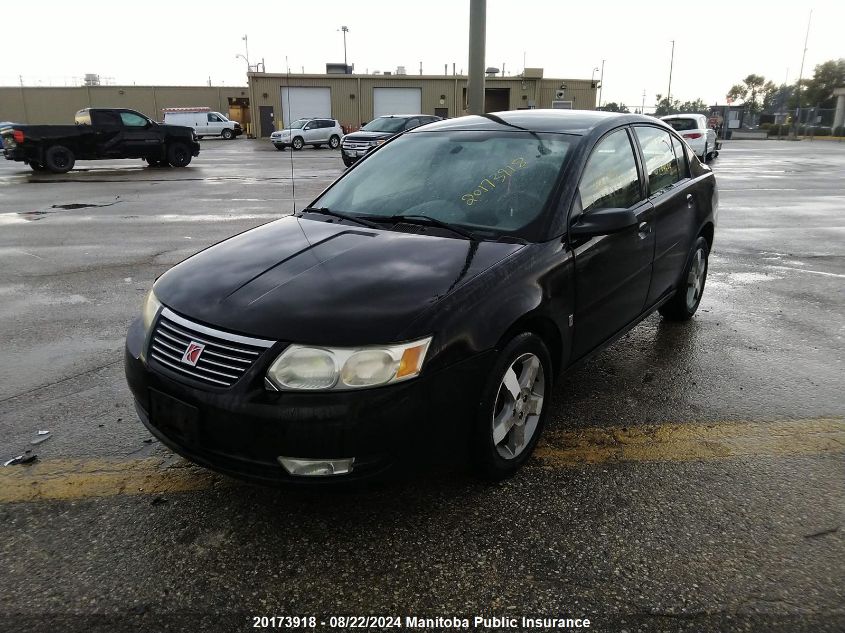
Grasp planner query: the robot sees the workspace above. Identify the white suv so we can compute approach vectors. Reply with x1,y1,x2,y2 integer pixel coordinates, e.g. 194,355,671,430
270,118,343,150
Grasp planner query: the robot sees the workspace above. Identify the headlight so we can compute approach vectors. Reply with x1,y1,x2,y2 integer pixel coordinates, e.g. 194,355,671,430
266,337,432,391
141,288,161,334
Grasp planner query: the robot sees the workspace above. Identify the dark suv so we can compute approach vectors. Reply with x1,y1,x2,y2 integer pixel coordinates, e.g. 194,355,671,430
341,114,441,166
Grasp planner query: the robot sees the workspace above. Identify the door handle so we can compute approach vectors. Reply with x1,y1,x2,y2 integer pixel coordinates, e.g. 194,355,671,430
686,193,694,206
638,221,652,237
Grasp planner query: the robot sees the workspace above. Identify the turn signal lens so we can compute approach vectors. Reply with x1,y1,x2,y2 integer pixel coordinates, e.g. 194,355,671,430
12,130,25,144
396,344,427,379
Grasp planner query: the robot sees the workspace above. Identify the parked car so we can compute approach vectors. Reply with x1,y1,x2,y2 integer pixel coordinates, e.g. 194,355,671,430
125,110,717,485
340,114,442,166
270,118,343,150
661,114,718,161
162,108,242,140
1,108,199,173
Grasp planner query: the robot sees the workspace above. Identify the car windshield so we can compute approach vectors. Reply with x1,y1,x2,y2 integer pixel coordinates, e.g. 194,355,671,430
314,130,575,240
664,118,699,131
361,117,408,133
288,119,308,129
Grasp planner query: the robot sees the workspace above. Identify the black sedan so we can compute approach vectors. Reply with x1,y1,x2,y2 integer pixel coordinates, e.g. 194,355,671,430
125,110,717,484
340,114,441,167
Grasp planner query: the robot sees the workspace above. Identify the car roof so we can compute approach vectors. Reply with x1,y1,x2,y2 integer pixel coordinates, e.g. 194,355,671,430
376,114,431,119
419,109,665,136
661,114,704,119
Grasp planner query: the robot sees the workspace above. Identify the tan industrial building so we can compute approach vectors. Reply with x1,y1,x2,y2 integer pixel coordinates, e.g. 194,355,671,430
0,85,251,127
247,69,597,137
0,70,597,138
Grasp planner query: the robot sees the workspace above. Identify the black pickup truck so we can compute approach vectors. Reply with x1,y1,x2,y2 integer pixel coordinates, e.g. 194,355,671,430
1,108,200,173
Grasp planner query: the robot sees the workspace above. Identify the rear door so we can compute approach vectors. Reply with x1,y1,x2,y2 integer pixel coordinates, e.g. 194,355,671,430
91,110,123,156
570,127,655,358
632,125,696,305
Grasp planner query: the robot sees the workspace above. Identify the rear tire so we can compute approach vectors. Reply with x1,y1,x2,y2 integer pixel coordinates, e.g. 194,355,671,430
167,142,192,167
329,135,340,149
292,137,304,150
472,332,552,480
221,129,233,140
659,236,709,321
146,156,164,167
44,145,75,173
29,161,47,172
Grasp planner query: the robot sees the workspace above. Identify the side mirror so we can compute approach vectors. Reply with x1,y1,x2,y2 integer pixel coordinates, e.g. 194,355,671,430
570,207,638,238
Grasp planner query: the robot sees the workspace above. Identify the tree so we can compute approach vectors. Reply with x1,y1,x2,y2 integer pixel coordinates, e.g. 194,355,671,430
654,94,708,116
601,102,629,113
802,59,845,108
726,74,774,115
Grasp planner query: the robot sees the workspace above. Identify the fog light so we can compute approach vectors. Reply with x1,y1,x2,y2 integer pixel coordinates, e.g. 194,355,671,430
277,457,354,476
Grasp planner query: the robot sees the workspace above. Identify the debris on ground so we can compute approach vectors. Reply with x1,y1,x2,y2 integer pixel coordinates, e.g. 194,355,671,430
151,496,168,506
3,454,38,466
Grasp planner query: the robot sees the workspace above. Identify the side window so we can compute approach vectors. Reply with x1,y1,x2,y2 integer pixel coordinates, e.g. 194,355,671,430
321,120,333,128
578,128,642,214
119,112,148,127
92,111,121,127
634,126,680,193
405,118,422,130
671,134,690,179
207,113,219,122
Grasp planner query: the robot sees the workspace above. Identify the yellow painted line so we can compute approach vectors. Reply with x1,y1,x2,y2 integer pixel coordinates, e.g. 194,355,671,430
0,418,842,503
534,417,845,468
0,456,230,504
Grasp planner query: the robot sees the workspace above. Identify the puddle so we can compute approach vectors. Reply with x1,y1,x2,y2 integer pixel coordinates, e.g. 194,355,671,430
51,201,121,210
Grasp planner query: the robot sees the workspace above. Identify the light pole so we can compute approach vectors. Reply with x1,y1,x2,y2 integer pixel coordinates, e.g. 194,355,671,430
236,54,250,73
339,26,349,68
794,9,812,136
591,67,599,82
467,0,486,115
598,59,605,110
667,40,675,106
642,89,646,114
242,35,250,67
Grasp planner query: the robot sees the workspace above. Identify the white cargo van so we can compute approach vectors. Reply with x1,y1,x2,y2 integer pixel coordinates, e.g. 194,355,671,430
162,107,243,140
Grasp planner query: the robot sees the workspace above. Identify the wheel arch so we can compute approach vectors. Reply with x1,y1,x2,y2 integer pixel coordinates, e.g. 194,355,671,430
699,221,714,250
497,314,564,379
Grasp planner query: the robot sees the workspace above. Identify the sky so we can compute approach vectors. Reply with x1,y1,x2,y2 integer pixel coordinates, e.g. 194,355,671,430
3,0,843,109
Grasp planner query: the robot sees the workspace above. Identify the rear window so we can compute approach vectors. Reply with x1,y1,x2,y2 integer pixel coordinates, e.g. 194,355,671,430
75,111,91,126
664,118,698,131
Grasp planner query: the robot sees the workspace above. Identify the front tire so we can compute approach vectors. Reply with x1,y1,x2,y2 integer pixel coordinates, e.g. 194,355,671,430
659,236,709,321
44,145,75,173
291,137,304,150
472,332,552,480
221,129,233,140
342,155,355,167
29,161,47,172
167,142,192,167
274,144,285,151
329,134,340,149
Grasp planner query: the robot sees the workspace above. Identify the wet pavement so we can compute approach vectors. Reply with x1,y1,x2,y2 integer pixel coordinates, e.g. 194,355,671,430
1,139,843,632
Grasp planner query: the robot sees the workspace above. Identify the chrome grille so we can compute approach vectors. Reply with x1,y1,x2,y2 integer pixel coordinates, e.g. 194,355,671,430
341,140,371,151
149,308,275,388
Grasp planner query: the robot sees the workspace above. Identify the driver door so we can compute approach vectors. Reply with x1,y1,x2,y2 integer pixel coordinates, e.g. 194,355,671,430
118,111,159,157
570,127,655,359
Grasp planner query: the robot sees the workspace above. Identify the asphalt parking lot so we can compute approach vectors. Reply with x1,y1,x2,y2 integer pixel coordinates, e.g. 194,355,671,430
1,138,843,632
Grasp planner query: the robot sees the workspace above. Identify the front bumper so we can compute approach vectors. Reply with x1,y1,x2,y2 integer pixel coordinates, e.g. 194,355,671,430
124,316,493,485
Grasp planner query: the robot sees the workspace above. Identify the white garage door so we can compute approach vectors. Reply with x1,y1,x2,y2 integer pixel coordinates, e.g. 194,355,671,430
373,88,422,118
280,87,331,126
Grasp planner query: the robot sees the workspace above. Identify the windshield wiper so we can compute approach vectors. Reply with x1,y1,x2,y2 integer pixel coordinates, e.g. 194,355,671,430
300,207,381,229
379,214,478,240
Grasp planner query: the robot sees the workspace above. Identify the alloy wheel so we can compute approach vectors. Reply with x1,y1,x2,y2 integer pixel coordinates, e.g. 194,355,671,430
686,248,707,310
491,352,545,460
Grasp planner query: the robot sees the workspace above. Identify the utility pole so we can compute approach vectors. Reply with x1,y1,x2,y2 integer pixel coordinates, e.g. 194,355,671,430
339,26,349,68
598,59,605,110
467,0,486,115
642,89,646,114
667,40,675,106
420,61,423,75
794,10,812,136
242,35,250,69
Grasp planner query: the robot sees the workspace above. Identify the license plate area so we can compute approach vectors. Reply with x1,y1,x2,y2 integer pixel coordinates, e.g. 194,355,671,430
149,388,200,445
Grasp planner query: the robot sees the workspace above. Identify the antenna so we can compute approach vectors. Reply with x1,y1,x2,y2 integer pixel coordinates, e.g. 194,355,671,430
285,57,297,214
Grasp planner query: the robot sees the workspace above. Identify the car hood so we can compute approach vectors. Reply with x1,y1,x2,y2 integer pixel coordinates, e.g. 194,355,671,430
343,131,394,142
154,216,523,345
